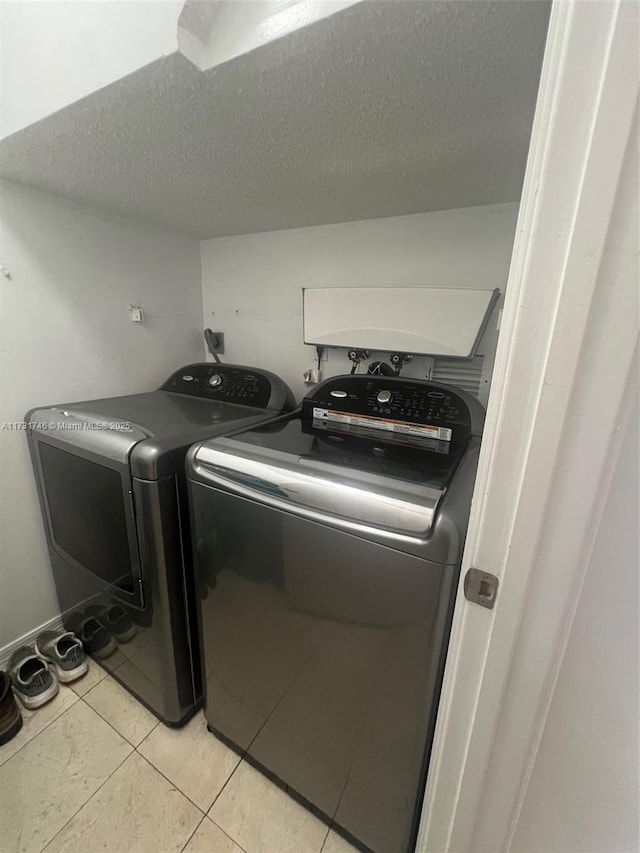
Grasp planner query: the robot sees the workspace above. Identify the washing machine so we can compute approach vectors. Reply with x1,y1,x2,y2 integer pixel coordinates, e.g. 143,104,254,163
187,373,485,852
26,362,294,725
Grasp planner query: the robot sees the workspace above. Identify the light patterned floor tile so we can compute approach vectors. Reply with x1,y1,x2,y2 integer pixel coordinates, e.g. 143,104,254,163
209,761,327,853
92,647,129,677
322,829,359,852
0,684,78,767
119,624,154,659
83,675,158,746
68,659,107,697
0,701,132,853
138,711,240,811
44,752,202,853
183,817,245,853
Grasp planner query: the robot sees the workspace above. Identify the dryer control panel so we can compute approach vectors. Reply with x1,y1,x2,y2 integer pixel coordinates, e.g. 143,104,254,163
162,364,295,412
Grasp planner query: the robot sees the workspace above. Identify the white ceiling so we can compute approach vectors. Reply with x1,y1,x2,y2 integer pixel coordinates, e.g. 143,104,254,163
0,1,551,239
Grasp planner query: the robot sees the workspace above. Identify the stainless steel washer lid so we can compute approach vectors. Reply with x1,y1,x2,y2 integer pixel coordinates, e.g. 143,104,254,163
190,437,447,540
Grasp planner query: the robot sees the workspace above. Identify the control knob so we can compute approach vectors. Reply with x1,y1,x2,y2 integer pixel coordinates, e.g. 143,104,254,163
376,390,392,404
208,374,223,387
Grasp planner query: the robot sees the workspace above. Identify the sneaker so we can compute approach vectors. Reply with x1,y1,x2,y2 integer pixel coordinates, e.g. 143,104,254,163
35,631,88,683
0,671,23,745
101,605,137,643
85,604,136,644
72,616,117,659
8,647,59,710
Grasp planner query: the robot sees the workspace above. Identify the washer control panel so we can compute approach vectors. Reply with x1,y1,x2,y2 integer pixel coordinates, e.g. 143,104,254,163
303,374,484,445
310,376,467,425
162,363,285,410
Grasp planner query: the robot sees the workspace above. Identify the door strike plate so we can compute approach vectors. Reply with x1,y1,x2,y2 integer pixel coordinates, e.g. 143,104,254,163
464,568,499,610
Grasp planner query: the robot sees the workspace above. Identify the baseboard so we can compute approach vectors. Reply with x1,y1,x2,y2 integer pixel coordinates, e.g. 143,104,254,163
0,585,110,670
0,613,65,670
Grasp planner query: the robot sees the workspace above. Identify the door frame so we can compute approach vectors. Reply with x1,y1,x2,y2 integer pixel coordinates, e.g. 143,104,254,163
416,1,638,850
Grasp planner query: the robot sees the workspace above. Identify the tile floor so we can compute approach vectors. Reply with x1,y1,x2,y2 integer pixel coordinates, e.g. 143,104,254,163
0,661,358,853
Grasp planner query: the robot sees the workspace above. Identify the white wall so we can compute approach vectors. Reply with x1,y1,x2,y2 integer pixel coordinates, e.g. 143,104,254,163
511,387,639,853
0,181,203,651
1,1,183,139
0,195,519,653
200,203,519,401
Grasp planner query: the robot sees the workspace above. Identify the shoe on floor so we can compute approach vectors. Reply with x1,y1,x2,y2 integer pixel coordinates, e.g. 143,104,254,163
8,647,59,710
35,630,88,683
85,604,136,644
101,605,137,643
0,671,23,745
73,616,118,659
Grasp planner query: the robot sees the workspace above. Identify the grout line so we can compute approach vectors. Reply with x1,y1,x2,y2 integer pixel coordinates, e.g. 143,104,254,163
70,693,219,819
135,716,160,749
80,678,160,749
193,646,319,831
41,747,134,851
69,663,108,698
0,687,80,769
319,823,332,852
207,815,251,853
132,716,244,835
206,750,244,814
178,813,206,853
133,751,206,816
78,679,102,702
5,690,334,853
136,714,249,851
330,758,353,824
206,758,327,853
79,694,151,750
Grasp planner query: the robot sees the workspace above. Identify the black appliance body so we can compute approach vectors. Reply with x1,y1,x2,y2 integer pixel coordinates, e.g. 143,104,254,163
26,363,294,725
187,374,485,852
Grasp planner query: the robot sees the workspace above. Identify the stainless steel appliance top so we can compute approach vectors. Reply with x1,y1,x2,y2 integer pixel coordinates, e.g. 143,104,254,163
189,374,484,542
26,363,295,478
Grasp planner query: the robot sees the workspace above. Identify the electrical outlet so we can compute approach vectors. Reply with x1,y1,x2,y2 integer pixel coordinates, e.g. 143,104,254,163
128,304,144,323
210,332,225,354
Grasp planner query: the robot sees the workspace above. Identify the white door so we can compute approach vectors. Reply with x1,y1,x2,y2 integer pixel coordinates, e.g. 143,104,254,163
417,1,639,851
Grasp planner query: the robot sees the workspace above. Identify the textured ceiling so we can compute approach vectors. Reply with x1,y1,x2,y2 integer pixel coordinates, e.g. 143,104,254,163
0,1,550,239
